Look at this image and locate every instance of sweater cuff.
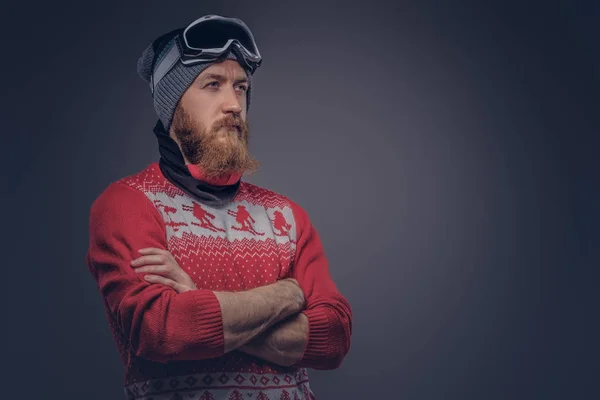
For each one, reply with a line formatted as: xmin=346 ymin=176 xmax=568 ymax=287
xmin=192 ymin=289 xmax=225 ymax=357
xmin=297 ymin=307 xmax=331 ymax=365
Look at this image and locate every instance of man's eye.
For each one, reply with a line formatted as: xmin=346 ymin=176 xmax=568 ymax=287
xmin=236 ymin=85 xmax=248 ymax=92
xmin=206 ymin=81 xmax=219 ymax=88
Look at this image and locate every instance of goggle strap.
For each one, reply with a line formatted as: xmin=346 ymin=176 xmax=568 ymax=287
xmin=151 ymin=42 xmax=181 ymax=94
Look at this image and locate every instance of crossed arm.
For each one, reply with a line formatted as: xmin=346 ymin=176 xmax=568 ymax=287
xmin=132 ymin=247 xmax=310 ymax=366
xmin=87 ymin=183 xmax=352 ymax=369
xmin=239 ymin=313 xmax=309 ymax=366
xmin=213 ymin=279 xmax=310 ymax=366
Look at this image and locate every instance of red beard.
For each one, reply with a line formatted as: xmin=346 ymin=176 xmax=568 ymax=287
xmin=170 ymin=105 xmax=260 ymax=179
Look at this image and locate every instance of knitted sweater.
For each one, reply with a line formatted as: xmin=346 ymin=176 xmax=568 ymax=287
xmin=86 ymin=163 xmax=352 ymax=400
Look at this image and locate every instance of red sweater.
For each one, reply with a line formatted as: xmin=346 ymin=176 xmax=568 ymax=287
xmin=86 ymin=163 xmax=352 ymax=400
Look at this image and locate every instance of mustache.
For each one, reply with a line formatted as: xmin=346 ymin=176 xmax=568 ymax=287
xmin=212 ymin=115 xmax=247 ymax=132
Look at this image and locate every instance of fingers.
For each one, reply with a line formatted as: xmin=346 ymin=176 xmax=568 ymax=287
xmin=132 ymin=265 xmax=169 ymax=274
xmin=138 ymin=248 xmax=168 ymax=255
xmin=133 ymin=248 xmax=194 ymax=294
xmin=131 ymin=255 xmax=168 ymax=267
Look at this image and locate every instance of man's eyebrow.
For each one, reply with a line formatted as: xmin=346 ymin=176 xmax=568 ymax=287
xmin=200 ymin=73 xmax=248 ymax=85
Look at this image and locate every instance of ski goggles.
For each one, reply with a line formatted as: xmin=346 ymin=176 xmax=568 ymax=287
xmin=151 ymin=15 xmax=262 ymax=94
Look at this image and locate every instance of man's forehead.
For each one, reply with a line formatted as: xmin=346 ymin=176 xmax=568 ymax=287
xmin=199 ymin=60 xmax=247 ymax=80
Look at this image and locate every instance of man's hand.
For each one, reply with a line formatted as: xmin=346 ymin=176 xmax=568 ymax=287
xmin=240 ymin=312 xmax=308 ymax=367
xmin=130 ymin=248 xmax=197 ymax=293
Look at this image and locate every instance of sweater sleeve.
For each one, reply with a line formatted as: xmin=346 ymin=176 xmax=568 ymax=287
xmin=288 ymin=200 xmax=353 ymax=370
xmin=86 ymin=182 xmax=224 ymax=363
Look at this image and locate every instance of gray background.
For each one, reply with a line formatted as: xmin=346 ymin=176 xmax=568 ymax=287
xmin=2 ymin=0 xmax=598 ymax=398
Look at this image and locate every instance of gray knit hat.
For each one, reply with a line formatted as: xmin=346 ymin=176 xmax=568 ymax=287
xmin=137 ymin=29 xmax=254 ymax=131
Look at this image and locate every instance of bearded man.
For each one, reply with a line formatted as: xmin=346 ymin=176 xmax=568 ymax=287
xmin=86 ymin=14 xmax=352 ymax=400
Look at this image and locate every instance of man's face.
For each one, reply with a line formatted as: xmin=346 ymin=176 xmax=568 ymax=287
xmin=170 ymin=59 xmax=259 ymax=178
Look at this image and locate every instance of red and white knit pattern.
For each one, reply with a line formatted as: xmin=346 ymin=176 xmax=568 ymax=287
xmin=121 ymin=164 xmax=298 ymax=293
xmin=88 ymin=162 xmax=352 ymax=400
xmin=98 ymin=163 xmax=314 ymax=399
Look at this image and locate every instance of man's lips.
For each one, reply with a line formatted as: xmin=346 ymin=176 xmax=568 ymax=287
xmin=219 ymin=125 xmax=240 ymax=131
xmin=214 ymin=125 xmax=242 ymax=139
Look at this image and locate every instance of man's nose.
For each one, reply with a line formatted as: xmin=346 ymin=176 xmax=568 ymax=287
xmin=221 ymin=85 xmax=242 ymax=114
